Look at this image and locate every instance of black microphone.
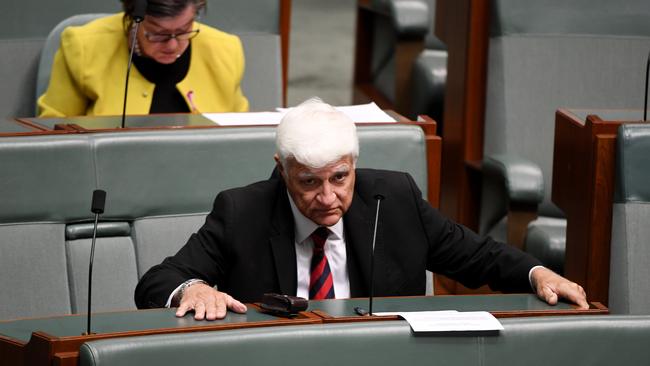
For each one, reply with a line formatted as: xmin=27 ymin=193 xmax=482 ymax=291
xmin=355 ymin=179 xmax=387 ymax=317
xmin=643 ymin=51 xmax=650 ymax=121
xmin=85 ymin=189 xmax=106 ymax=335
xmin=132 ymin=0 xmax=147 ymax=23
xmin=121 ymin=0 xmax=147 ymax=129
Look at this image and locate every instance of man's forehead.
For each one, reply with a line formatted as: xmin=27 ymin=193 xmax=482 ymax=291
xmin=290 ymin=158 xmax=353 ymax=177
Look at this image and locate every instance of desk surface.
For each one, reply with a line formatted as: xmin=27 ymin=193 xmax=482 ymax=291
xmin=308 ymin=294 xmax=605 ymax=320
xmin=0 ymin=118 xmax=32 ymax=133
xmin=0 ymin=307 xmax=287 ymax=343
xmin=1 ymin=294 xmax=605 ymax=343
xmin=21 ymin=114 xmax=215 ymax=130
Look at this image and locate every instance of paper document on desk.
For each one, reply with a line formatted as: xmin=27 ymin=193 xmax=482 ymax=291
xmin=373 ymin=310 xmax=504 ymax=333
xmin=204 ymin=102 xmax=396 ymax=125
xmin=203 ymin=112 xmax=285 ymax=125
xmin=277 ymin=102 xmax=397 ymax=123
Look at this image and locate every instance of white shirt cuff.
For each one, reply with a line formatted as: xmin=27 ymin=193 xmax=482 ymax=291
xmin=165 ymin=278 xmax=205 ymax=308
xmin=528 ymin=265 xmax=546 ymax=290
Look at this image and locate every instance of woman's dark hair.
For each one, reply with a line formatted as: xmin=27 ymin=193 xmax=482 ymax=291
xmin=121 ymin=0 xmax=206 ymax=19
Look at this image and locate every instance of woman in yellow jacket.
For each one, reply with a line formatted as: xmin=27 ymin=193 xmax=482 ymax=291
xmin=38 ymin=0 xmax=249 ymax=117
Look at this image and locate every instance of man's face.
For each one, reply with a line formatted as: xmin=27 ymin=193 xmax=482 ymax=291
xmin=278 ymin=155 xmax=356 ymax=227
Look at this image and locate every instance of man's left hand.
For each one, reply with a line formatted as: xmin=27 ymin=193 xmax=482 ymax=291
xmin=530 ymin=267 xmax=589 ymax=309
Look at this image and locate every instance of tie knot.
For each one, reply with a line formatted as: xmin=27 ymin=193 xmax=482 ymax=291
xmin=310 ymin=227 xmax=330 ymax=250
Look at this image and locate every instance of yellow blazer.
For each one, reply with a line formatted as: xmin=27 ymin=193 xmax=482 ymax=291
xmin=38 ymin=13 xmax=249 ymax=117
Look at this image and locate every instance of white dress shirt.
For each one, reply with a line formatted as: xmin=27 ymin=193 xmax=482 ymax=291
xmin=288 ymin=192 xmax=351 ymax=299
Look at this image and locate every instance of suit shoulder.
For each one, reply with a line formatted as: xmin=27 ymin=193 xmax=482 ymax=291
xmin=355 ymin=168 xmax=412 ymax=185
xmin=218 ymin=178 xmax=282 ymax=203
xmin=354 ymin=168 xmax=419 ymax=196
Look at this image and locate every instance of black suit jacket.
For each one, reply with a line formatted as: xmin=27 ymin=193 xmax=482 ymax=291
xmin=135 ymin=169 xmax=541 ymax=308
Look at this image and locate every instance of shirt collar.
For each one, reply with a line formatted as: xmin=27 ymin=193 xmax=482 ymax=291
xmin=287 ymin=190 xmax=344 ymax=243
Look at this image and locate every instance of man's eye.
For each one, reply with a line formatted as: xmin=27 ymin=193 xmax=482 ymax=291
xmin=332 ymin=174 xmax=347 ymax=183
xmin=301 ymin=179 xmax=316 ymax=186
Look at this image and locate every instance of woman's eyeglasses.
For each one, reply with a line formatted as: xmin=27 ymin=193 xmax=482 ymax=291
xmin=144 ymin=28 xmax=200 ymax=43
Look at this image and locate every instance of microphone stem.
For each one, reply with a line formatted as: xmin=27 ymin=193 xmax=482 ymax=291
xmin=369 ymin=199 xmax=382 ymax=316
xmin=87 ymin=212 xmax=100 ymax=335
xmin=643 ymin=52 xmax=650 ymax=121
xmin=121 ymin=21 xmax=141 ymax=129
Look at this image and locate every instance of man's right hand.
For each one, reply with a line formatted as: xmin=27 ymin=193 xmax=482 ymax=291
xmin=175 ymin=283 xmax=247 ymax=320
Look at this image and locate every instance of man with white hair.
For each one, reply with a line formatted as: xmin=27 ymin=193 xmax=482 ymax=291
xmin=135 ymin=98 xmax=588 ymax=320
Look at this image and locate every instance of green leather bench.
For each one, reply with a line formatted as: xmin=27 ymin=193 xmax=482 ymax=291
xmin=0 ymin=124 xmax=432 ymax=320
xmin=78 ymin=315 xmax=650 ymax=366
xmin=609 ymin=124 xmax=650 ymax=314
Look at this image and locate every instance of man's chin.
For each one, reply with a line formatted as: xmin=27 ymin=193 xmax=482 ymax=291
xmin=310 ymin=212 xmax=342 ymax=227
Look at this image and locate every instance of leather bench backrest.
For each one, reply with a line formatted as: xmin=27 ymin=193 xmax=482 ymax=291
xmin=0 ymin=123 xmax=429 ymax=319
xmin=609 ymin=123 xmax=650 ymax=314
xmin=0 ymin=134 xmax=94 ymax=319
xmin=79 ymin=316 xmax=650 ymax=366
xmin=484 ymin=0 xmax=650 ymax=217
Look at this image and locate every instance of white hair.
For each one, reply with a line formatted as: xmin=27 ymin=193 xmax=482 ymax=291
xmin=276 ymin=98 xmax=359 ymax=168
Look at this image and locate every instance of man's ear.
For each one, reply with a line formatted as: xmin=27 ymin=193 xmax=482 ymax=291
xmin=273 ymin=154 xmax=286 ymax=180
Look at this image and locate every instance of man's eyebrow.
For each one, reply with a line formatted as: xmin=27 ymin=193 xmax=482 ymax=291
xmin=296 ymin=171 xmax=317 ymax=179
xmin=332 ymin=165 xmax=351 ymax=174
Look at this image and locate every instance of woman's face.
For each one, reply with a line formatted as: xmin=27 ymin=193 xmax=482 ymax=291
xmin=136 ymin=5 xmax=197 ymax=64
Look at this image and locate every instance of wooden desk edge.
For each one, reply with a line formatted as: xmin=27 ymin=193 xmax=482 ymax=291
xmin=313 ymin=301 xmax=608 ymax=323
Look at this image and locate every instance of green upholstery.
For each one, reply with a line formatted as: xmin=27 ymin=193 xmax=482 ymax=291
xmin=479 ymin=1 xmax=650 ymax=272
xmin=609 ymin=124 xmax=650 ymax=315
xmin=78 ymin=316 xmax=650 ymax=366
xmin=355 ymin=0 xmax=447 ymax=122
xmin=490 ymin=0 xmax=650 ymax=37
xmin=479 ymin=154 xmax=544 ymax=239
xmin=0 ymin=123 xmax=431 ymax=320
xmin=614 ymin=124 xmax=650 ymax=204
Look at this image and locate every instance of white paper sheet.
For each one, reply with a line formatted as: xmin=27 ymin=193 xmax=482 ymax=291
xmin=203 ymin=102 xmax=397 ymax=126
xmin=373 ymin=310 xmax=504 ymax=333
xmin=277 ymin=102 xmax=397 ymax=123
xmin=202 ymin=112 xmax=285 ymax=126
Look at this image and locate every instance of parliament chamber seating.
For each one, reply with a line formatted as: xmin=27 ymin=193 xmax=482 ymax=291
xmin=472 ymin=0 xmax=650 ymax=273
xmin=79 ymin=316 xmax=650 ymax=366
xmin=0 ymin=0 xmax=289 ymax=118
xmin=608 ymin=124 xmax=650 ymax=315
xmin=0 ymin=123 xmax=433 ymax=320
xmin=352 ymin=0 xmax=447 ymax=123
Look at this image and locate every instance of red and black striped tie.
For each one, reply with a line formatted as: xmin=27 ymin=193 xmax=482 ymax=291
xmin=309 ymin=227 xmax=335 ymax=299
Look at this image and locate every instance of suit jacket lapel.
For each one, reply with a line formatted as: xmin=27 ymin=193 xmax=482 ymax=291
xmin=269 ymin=185 xmax=298 ymax=296
xmin=344 ymin=193 xmax=374 ymax=297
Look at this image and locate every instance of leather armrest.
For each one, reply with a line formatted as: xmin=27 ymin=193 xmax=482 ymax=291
xmin=480 ymin=154 xmax=543 ymax=249
xmin=482 ymin=154 xmax=544 ymax=204
xmin=370 ymin=0 xmax=430 ymax=37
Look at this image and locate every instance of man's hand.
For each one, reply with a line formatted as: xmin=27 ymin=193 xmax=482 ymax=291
xmin=530 ymin=267 xmax=589 ymax=309
xmin=175 ymin=283 xmax=247 ymax=320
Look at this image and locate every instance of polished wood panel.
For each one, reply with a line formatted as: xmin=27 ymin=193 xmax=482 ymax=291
xmin=433 ymin=0 xmax=490 ymax=295
xmin=1 ymin=306 xmax=317 ymax=366
xmin=552 ymin=109 xmax=640 ymax=305
xmin=279 ymin=0 xmax=292 ymax=106
xmin=435 ymin=0 xmax=490 ymax=231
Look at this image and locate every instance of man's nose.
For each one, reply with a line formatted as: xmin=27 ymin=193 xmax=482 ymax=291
xmin=316 ymin=183 xmax=336 ymax=205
